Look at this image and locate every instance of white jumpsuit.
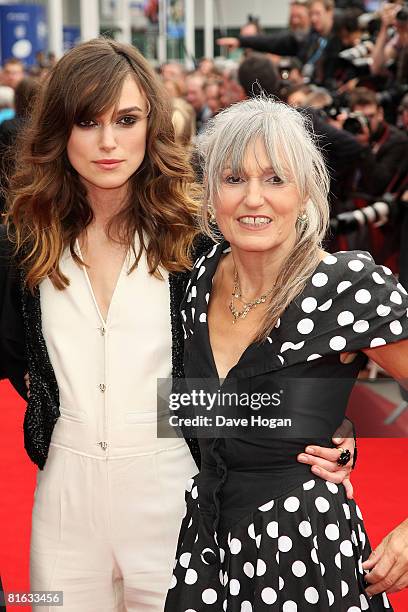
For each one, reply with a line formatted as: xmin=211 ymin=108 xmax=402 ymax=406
xmin=30 ymin=243 xmax=197 ymax=611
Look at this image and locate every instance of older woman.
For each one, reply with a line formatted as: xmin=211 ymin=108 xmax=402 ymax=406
xmin=165 ymin=98 xmax=408 ymax=611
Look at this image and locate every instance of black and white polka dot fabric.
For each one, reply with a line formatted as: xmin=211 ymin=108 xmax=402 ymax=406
xmin=181 ymin=245 xmax=408 ymax=367
xmin=165 ymin=242 xmax=407 ymax=612
xmin=167 ymin=476 xmax=391 ymax=611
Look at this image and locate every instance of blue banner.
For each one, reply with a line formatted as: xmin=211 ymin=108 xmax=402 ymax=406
xmin=63 ymin=27 xmax=81 ymax=53
xmin=0 ymin=4 xmax=47 ymax=66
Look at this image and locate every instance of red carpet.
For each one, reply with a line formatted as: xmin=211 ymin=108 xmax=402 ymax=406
xmin=0 ymin=380 xmax=407 ymax=610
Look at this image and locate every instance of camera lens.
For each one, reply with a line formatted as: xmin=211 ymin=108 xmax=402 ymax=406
xmin=343 ymin=112 xmax=369 ymax=135
xmin=343 ymin=117 xmax=364 ymax=135
xmin=396 ymin=7 xmax=408 ymax=21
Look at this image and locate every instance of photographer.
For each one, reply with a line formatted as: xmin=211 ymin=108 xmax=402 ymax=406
xmin=328 ymin=10 xmax=375 ymax=91
xmin=217 ymin=0 xmax=336 ymax=83
xmin=397 ymin=91 xmax=408 ymax=131
xmin=371 ymin=0 xmax=408 ymax=79
xmin=346 ymin=87 xmax=408 ymax=196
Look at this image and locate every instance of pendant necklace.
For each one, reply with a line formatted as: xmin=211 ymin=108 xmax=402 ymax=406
xmin=229 ymin=268 xmax=275 ymax=324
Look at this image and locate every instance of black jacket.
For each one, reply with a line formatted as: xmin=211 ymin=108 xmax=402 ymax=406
xmin=0 ymin=117 xmax=24 ymax=215
xmin=302 ymin=107 xmax=368 ymax=207
xmin=359 ymin=123 xmax=408 ymax=197
xmin=238 ymin=30 xmax=332 ymax=78
xmin=0 ymin=225 xmax=212 ymax=470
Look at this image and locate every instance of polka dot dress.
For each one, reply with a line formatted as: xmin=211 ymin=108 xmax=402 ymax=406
xmin=165 ymin=243 xmax=406 ymax=611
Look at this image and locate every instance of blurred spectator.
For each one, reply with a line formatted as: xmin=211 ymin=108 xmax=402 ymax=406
xmin=186 ymin=74 xmax=212 ymax=132
xmin=197 ymin=58 xmax=215 ymax=77
xmin=303 ymin=0 xmax=338 ymax=83
xmin=285 ymin=83 xmax=315 ymax=106
xmin=224 ymin=14 xmax=265 ymax=62
xmin=240 ymin=15 xmax=263 ymax=37
xmin=0 ymin=77 xmax=40 ymax=214
xmin=217 ymin=1 xmax=310 ymax=58
xmin=34 ymin=50 xmax=56 ymax=72
xmin=219 ymin=66 xmax=247 ymax=109
xmin=204 ymin=80 xmax=222 ymax=116
xmin=160 ymin=61 xmax=186 ymax=96
xmin=217 ymin=0 xmax=337 ymax=84
xmin=28 ymin=63 xmax=51 ymax=81
xmin=278 ymin=56 xmax=305 ymax=85
xmin=171 ymin=98 xmax=196 ymax=147
xmin=238 ymin=54 xmax=282 ymax=97
xmin=309 ymin=0 xmax=335 ymax=36
xmin=304 ymin=85 xmax=333 ymax=108
xmin=0 ymin=58 xmax=24 ymax=90
xmin=163 ymin=78 xmax=184 ymax=99
xmin=324 ymin=9 xmax=373 ymax=90
xmin=348 ymin=86 xmax=408 ymax=195
xmin=0 ymin=87 xmax=14 ymax=125
xmin=161 ymin=61 xmax=185 ymax=80
xmin=35 ymin=51 xmax=48 ymax=69
xmin=289 ymin=0 xmax=312 ymax=39
xmin=398 ymin=92 xmax=408 ymax=132
xmin=371 ymin=0 xmax=408 ymax=80
xmin=47 ymin=52 xmax=57 ymax=67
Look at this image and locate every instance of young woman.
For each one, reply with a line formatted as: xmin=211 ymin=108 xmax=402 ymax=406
xmin=0 ymin=40 xmax=355 ymax=610
xmin=1 ymin=38 xmax=202 ymax=611
xmin=165 ymin=97 xmax=408 ymax=611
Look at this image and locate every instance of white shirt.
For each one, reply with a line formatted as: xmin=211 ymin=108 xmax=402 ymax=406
xmin=40 ymin=241 xmax=184 ymax=458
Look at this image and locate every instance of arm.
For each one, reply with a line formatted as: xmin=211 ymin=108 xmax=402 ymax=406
xmin=371 ymin=5 xmax=398 ymax=75
xmin=238 ymin=32 xmax=299 ymax=57
xmin=363 ymin=337 xmax=408 ymax=383
xmin=217 ymin=32 xmax=299 ymax=57
xmin=363 ymin=518 xmax=408 ymax=595
xmin=298 ymin=418 xmax=356 ymax=499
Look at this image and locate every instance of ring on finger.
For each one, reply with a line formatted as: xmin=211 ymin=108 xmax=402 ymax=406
xmin=337 ymin=446 xmax=351 ymax=466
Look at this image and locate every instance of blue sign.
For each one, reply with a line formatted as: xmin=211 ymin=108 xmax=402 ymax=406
xmin=63 ymin=27 xmax=81 ymax=53
xmin=0 ymin=4 xmax=47 ymax=66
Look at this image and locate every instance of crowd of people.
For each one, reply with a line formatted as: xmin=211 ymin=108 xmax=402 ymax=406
xmin=154 ymin=0 xmax=408 ymax=275
xmin=1 ymin=2 xmax=408 ymax=260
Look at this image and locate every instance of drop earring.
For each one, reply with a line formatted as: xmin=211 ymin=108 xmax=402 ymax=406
xmin=297 ymin=211 xmax=308 ymax=226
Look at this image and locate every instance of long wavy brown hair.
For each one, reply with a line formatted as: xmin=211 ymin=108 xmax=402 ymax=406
xmin=5 ymin=38 xmax=200 ymax=291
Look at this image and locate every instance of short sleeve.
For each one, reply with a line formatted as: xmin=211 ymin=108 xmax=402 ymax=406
xmin=275 ymin=251 xmax=408 ymax=363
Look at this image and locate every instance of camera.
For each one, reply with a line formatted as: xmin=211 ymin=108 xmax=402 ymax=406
xmin=377 ymin=83 xmax=408 ymax=107
xmin=338 ymin=40 xmax=374 ymax=66
xmin=389 ymin=0 xmax=408 ymax=22
xmin=343 ymin=111 xmax=370 ymax=135
xmin=396 ymin=4 xmax=408 ymax=21
xmin=278 ymin=57 xmax=303 ymax=81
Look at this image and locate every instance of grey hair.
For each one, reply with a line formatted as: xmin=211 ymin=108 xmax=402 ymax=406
xmin=197 ymin=97 xmax=331 ymax=340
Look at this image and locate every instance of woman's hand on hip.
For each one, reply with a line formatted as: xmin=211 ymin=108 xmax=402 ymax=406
xmin=297 ymin=418 xmax=355 ymax=499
